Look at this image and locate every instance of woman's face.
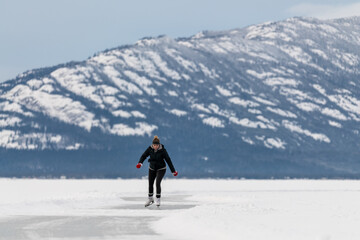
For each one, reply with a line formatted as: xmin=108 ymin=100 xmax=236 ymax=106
xmin=153 ymin=144 xmax=159 ymax=150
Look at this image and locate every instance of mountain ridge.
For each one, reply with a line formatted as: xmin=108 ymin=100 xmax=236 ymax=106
xmin=1 ymin=16 xmax=360 ymax=178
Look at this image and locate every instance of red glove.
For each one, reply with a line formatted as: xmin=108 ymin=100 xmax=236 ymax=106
xmin=136 ymin=163 xmax=142 ymax=169
xmin=173 ymin=171 xmax=178 ymax=176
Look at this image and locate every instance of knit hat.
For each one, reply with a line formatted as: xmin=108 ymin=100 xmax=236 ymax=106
xmin=152 ymin=135 xmax=160 ymax=144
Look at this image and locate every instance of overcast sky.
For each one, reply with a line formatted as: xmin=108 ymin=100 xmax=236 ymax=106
xmin=1 ymin=0 xmax=360 ymax=82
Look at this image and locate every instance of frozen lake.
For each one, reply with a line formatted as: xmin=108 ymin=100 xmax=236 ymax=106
xmin=0 ymin=178 xmax=360 ymax=239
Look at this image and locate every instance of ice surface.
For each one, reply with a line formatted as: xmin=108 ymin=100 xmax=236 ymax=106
xmin=1 ymin=179 xmax=360 ymax=240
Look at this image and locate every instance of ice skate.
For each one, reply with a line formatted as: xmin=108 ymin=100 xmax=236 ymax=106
xmin=155 ymin=197 xmax=161 ymax=207
xmin=145 ymin=197 xmax=154 ymax=207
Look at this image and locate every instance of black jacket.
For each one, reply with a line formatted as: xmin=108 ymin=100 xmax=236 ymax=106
xmin=139 ymin=144 xmax=176 ymax=172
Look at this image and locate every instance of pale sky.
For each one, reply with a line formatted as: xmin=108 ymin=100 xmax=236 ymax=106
xmin=0 ymin=0 xmax=359 ymax=82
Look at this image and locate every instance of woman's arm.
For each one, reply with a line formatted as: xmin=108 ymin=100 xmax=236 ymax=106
xmin=163 ymin=148 xmax=176 ymax=173
xmin=139 ymin=147 xmax=151 ymax=164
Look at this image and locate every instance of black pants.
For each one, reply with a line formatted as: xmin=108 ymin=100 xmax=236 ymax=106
xmin=148 ymin=168 xmax=166 ymax=198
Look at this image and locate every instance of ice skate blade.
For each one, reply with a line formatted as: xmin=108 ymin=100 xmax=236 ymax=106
xmin=145 ymin=201 xmax=154 ymax=207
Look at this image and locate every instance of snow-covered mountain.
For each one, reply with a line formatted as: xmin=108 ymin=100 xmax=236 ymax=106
xmin=1 ymin=16 xmax=360 ymax=178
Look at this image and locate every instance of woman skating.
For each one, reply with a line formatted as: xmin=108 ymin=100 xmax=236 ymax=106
xmin=136 ymin=135 xmax=178 ymax=207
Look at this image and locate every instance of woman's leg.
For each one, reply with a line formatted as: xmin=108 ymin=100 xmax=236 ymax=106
xmin=155 ymin=169 xmax=166 ymax=198
xmin=148 ymin=168 xmax=156 ymax=197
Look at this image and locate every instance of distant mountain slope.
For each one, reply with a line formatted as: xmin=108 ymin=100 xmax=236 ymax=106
xmin=1 ymin=16 xmax=360 ymax=178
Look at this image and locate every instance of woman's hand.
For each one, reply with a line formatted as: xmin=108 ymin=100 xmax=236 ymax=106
xmin=173 ymin=171 xmax=178 ymax=176
xmin=136 ymin=163 xmax=142 ymax=169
